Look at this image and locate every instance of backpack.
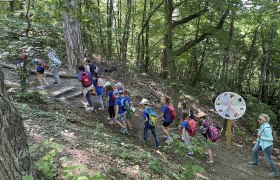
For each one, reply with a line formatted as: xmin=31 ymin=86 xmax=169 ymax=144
xmin=167 ymin=104 xmax=176 ymax=120
xmin=208 ymin=125 xmax=221 ymax=142
xmin=120 ymin=97 xmax=129 ymax=111
xmin=201 ymin=120 xmax=221 ymax=142
xmin=145 ymin=108 xmax=157 ymax=126
xmin=80 ymin=72 xmax=92 ymax=87
xmin=89 ymin=63 xmax=98 ymax=76
xmin=187 ymin=119 xmax=197 ymax=137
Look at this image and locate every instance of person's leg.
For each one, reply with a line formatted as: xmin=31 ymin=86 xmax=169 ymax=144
xmin=108 ymin=105 xmax=115 ymax=118
xmin=162 ymin=124 xmax=171 ymax=138
xmin=151 ymin=126 xmax=160 ymax=147
xmin=54 ymin=73 xmax=61 ymax=84
xmin=143 ymin=123 xmax=148 ymax=141
xmin=42 ymin=75 xmax=49 ymax=86
xmin=97 ymin=95 xmax=104 ymax=109
xmin=86 ymin=91 xmax=93 ymax=107
xmin=263 ymin=145 xmax=279 ymax=173
xmin=251 ymin=143 xmax=261 ymax=164
xmin=126 ymin=119 xmax=132 ymax=131
xmin=37 ymin=74 xmax=44 ymax=86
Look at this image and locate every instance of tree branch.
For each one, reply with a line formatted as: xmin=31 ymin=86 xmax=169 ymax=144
xmin=173 ymin=8 xmax=230 ymax=57
xmin=172 ymin=2 xmax=209 ymax=29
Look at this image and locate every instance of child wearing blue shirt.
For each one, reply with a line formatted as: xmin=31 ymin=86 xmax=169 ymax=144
xmin=113 ymin=90 xmax=127 ymax=134
xmin=140 ymin=98 xmax=160 ymax=148
xmin=105 ymin=82 xmax=115 ymax=122
xmin=157 ymin=96 xmax=173 ymax=143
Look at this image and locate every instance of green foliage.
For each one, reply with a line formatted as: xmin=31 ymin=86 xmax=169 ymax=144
xmin=62 ymin=165 xmax=105 ymax=180
xmin=22 ymin=175 xmax=34 ymax=180
xmin=35 ymin=150 xmax=57 ymax=179
xmin=243 ymin=94 xmax=278 ymax=133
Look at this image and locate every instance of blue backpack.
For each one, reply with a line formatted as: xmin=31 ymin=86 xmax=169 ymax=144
xmin=120 ymin=97 xmax=129 ymax=111
xmin=144 ymin=107 xmax=157 ymax=126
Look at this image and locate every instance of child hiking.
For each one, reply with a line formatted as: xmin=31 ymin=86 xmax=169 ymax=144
xmin=140 ymin=98 xmax=160 ymax=148
xmin=122 ymin=89 xmax=132 ymax=132
xmin=105 ymin=82 xmax=115 ymax=123
xmin=180 ymin=111 xmax=194 ymax=158
xmin=113 ymin=90 xmax=128 ymax=134
xmin=77 ymin=66 xmax=94 ymax=111
xmin=196 ymin=111 xmax=214 ymax=164
xmin=94 ymin=74 xmax=105 ymax=111
xmin=157 ymin=96 xmax=175 ymax=143
xmin=35 ymin=59 xmax=49 ymax=90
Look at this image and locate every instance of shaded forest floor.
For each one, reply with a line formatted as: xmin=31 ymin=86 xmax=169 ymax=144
xmin=1 ymin=60 xmax=280 ymax=180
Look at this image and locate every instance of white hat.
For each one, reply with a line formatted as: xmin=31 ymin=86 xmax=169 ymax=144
xmin=104 ymin=82 xmax=111 ymax=86
xmin=140 ymin=98 xmax=149 ymax=105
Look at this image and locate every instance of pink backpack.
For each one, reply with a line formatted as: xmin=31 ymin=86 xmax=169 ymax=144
xmin=187 ymin=119 xmax=197 ymax=137
xmin=167 ymin=104 xmax=176 ymax=120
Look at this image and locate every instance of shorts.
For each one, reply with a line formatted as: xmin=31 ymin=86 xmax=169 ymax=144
xmin=117 ymin=113 xmax=126 ymax=122
xmin=162 ymin=121 xmax=172 ymax=127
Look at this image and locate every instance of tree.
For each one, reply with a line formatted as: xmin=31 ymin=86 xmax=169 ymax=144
xmin=0 ymin=68 xmax=38 ymax=179
xmin=62 ymin=0 xmax=84 ymax=73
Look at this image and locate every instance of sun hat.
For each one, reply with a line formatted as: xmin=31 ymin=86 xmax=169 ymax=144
xmin=196 ymin=111 xmax=207 ymax=118
xmin=113 ymin=90 xmax=119 ymax=96
xmin=140 ymin=98 xmax=149 ymax=105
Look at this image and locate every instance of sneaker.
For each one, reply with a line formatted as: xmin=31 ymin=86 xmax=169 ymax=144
xmin=87 ymin=107 xmax=94 ymax=111
xmin=206 ymin=160 xmax=214 ymax=164
xmin=248 ymin=161 xmax=258 ymax=165
xmin=268 ymin=172 xmax=280 ymax=177
xmin=165 ymin=137 xmax=173 ymax=143
xmin=155 ymin=145 xmax=161 ymax=148
xmin=98 ymin=108 xmax=105 ymax=111
xmin=186 ymin=152 xmax=194 ymax=158
xmin=162 ymin=135 xmax=168 ymax=139
xmin=129 ymin=129 xmax=133 ymax=132
xmin=107 ymin=117 xmax=111 ymax=121
xmin=53 ymin=82 xmax=59 ymax=85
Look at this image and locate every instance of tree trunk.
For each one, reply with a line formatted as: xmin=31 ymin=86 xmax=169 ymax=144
xmin=258 ymin=26 xmax=275 ymax=102
xmin=62 ymin=11 xmax=84 ymax=73
xmin=107 ymin=0 xmax=113 ymax=59
xmin=0 ymin=68 xmax=38 ymax=179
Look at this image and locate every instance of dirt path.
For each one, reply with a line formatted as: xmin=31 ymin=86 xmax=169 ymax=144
xmin=2 ymin=66 xmax=279 ymax=179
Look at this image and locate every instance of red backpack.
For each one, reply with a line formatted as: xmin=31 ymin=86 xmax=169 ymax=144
xmin=80 ymin=72 xmax=92 ymax=87
xmin=167 ymin=104 xmax=176 ymax=120
xmin=187 ymin=119 xmax=197 ymax=137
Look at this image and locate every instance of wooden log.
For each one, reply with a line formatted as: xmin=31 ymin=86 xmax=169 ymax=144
xmin=51 ymin=87 xmax=76 ymax=97
xmin=65 ymin=92 xmax=83 ymax=100
xmin=0 ymin=62 xmax=77 ymax=78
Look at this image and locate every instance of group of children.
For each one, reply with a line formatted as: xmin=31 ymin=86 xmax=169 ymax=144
xmin=77 ymin=58 xmax=219 ymax=163
xmin=139 ymin=97 xmax=218 ymax=163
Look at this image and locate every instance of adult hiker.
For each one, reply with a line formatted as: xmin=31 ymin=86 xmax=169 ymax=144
xmin=140 ymin=98 xmax=160 ymax=148
xmin=77 ymin=66 xmax=94 ymax=111
xmin=249 ymin=114 xmax=279 ymax=177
